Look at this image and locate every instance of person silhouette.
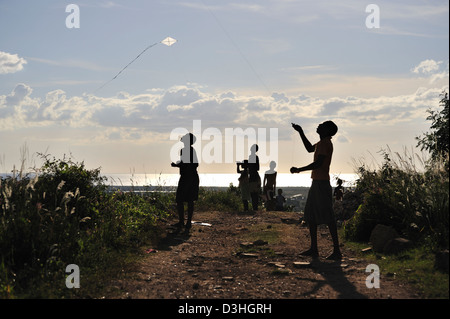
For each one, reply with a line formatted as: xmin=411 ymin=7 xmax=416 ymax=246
xmin=290 ymin=121 xmax=342 ymax=260
xmin=237 ymin=160 xmax=251 ymax=211
xmin=263 ymin=160 xmax=277 ymax=202
xmin=248 ymin=144 xmax=261 ymax=211
xmin=275 ymin=189 xmax=286 ymax=211
xmin=334 ymin=178 xmax=344 ymax=201
xmin=171 ymin=133 xmax=199 ymax=232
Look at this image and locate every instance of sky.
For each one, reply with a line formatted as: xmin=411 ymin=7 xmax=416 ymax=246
xmin=0 ymin=0 xmax=449 ymax=180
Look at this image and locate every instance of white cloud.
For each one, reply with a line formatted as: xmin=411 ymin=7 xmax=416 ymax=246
xmin=411 ymin=59 xmax=449 ymax=85
xmin=5 ymin=83 xmax=32 ymax=106
xmin=0 ymin=51 xmax=27 ymax=74
xmin=412 ymin=59 xmax=442 ymax=74
xmin=1 ymin=80 xmax=445 ymax=144
xmin=2 ymin=55 xmax=448 ymax=139
xmin=1 ymin=74 xmax=446 ymax=174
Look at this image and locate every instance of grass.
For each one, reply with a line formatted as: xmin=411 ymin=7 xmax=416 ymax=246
xmin=342 ymin=234 xmax=449 ymax=299
xmin=235 ymin=220 xmax=281 ymax=258
xmin=1 ymin=141 xmax=448 ymax=299
xmin=0 ymin=153 xmax=173 ymax=298
xmin=196 ymin=185 xmax=242 ymax=212
xmin=340 ymin=146 xmax=448 ymax=299
xmin=240 ymin=223 xmax=281 ymax=245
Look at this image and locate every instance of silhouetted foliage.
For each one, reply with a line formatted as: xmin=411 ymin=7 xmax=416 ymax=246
xmin=416 ymin=91 xmax=449 ymax=170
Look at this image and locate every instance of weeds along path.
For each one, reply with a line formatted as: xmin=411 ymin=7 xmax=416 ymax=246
xmin=105 ymin=210 xmax=417 ymax=299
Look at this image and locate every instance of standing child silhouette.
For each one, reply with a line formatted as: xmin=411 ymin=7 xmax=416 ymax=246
xmin=275 ymin=189 xmax=286 ymax=211
xmin=263 ymin=160 xmax=277 ymax=202
xmin=291 ymin=121 xmax=342 ymax=260
xmin=171 ymin=133 xmax=199 ymax=232
xmin=248 ymin=144 xmax=261 ymax=211
xmin=334 ymin=178 xmax=344 ymax=201
xmin=237 ymin=160 xmax=251 ymax=211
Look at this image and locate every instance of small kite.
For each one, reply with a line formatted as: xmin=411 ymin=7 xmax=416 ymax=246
xmin=94 ymin=36 xmax=177 ymax=92
xmin=161 ymin=37 xmax=177 ymax=46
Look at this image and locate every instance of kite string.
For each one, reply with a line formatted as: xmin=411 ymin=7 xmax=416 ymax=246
xmin=94 ymin=42 xmax=160 ymax=93
xmin=112 ymin=42 xmax=159 ymax=81
xmin=200 ymin=0 xmax=271 ymax=95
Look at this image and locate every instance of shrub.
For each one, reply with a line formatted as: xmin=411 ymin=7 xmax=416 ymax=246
xmin=416 ymin=91 xmax=449 ymax=166
xmin=196 ymin=184 xmax=243 ymax=212
xmin=0 ymin=154 xmax=172 ymax=298
xmin=344 ymin=148 xmax=449 ymax=249
xmin=95 ymin=191 xmax=171 ymax=248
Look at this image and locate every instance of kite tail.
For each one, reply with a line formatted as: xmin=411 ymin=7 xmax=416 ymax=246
xmin=93 ymin=42 xmax=159 ymax=93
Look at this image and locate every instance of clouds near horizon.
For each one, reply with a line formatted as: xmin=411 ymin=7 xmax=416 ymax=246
xmin=1 ymin=59 xmax=447 ymax=146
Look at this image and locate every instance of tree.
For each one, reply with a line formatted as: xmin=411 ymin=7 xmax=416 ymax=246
xmin=416 ymin=91 xmax=449 ymax=164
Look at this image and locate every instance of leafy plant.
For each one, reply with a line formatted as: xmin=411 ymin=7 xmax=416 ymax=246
xmin=344 ymin=93 xmax=449 ymax=249
xmin=416 ymin=91 xmax=449 ymax=166
xmin=196 ymin=184 xmax=242 ymax=212
xmin=344 ymin=147 xmax=448 ymax=249
xmin=0 ymin=153 xmax=172 ymax=298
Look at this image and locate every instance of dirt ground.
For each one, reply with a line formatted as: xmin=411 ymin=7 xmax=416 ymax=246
xmin=105 ymin=210 xmax=419 ymax=299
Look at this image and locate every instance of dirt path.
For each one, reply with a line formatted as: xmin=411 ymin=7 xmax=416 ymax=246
xmin=106 ymin=210 xmax=418 ymax=299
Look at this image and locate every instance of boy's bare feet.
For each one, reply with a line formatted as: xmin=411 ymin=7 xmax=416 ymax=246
xmin=300 ymin=248 xmax=319 ymax=258
xmin=325 ymin=250 xmax=342 ymax=261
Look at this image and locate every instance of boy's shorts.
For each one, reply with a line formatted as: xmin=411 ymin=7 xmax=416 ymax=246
xmin=304 ymin=180 xmax=335 ymax=225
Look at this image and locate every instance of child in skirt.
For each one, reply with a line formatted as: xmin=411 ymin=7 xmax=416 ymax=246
xmin=171 ymin=133 xmax=199 ymax=231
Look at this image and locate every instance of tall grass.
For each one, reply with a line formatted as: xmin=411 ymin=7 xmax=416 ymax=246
xmin=196 ymin=184 xmax=243 ymax=212
xmin=0 ymin=153 xmax=173 ymax=298
xmin=0 ymin=150 xmax=247 ymax=298
xmin=344 ymin=146 xmax=449 ymax=250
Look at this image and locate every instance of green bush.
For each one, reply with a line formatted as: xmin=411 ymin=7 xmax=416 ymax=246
xmin=0 ymin=154 xmax=171 ymax=298
xmin=345 ymin=93 xmax=449 ymax=249
xmin=196 ymin=184 xmax=243 ymax=212
xmin=344 ymin=149 xmax=449 ymax=249
xmin=95 ymin=191 xmax=171 ymax=248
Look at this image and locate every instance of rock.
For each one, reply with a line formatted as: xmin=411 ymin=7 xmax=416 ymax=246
xmin=192 ymin=221 xmax=212 ymax=227
xmin=222 ymin=276 xmax=234 ymax=281
xmin=267 ymin=262 xmax=285 ymax=268
xmin=293 ymin=261 xmax=311 ymax=268
xmin=253 ymin=239 xmax=268 ymax=246
xmin=369 ymin=224 xmax=399 ymax=253
xmin=240 ymin=242 xmax=254 ymax=248
xmin=434 ymin=250 xmax=449 ymax=273
xmin=383 ymin=237 xmax=412 ymax=254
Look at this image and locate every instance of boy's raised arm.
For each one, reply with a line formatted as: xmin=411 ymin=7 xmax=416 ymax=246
xmin=292 ymin=123 xmax=315 ymax=153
